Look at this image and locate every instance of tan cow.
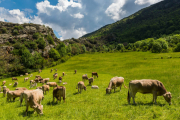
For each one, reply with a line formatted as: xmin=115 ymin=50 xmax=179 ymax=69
xmin=92 ymin=72 xmax=98 ymax=78
xmin=20 ymin=89 xmax=44 ymax=116
xmin=15 ymin=87 xmax=27 ymax=90
xmin=46 ymin=82 xmax=57 ymax=89
xmin=7 ymin=90 xmax=24 ymax=102
xmin=40 ymin=78 xmax=50 ymax=84
xmin=88 ymin=77 xmax=94 ymax=85
xmin=12 ymin=77 xmax=18 ymax=81
xmin=24 ymin=77 xmax=29 ymax=82
xmin=127 ymin=79 xmax=172 ymax=105
xmin=82 ymin=74 xmax=88 ymax=81
xmin=3 ymin=86 xmax=9 ymax=97
xmin=42 ymin=85 xmax=50 ymax=94
xmin=53 ymin=86 xmax=66 ymax=103
xmin=2 ymin=81 xmax=6 ymax=86
xmin=34 ymin=78 xmax=39 ymax=83
xmin=25 ymin=73 xmax=28 ymax=76
xmin=54 ymin=74 xmax=58 ymax=80
xmin=36 ymin=86 xmax=42 ymax=90
xmin=35 ymin=75 xmax=41 ymax=78
xmin=13 ymin=82 xmax=18 ymax=87
xmin=106 ymin=77 xmax=127 ymax=94
xmin=76 ymin=81 xmax=86 ymax=93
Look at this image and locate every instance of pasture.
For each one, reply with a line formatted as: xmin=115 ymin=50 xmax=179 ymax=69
xmin=0 ymin=52 xmax=180 ymax=119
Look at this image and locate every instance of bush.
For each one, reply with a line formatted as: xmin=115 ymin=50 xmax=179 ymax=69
xmin=33 ymin=33 xmax=40 ymax=39
xmin=117 ymin=44 xmax=124 ymax=50
xmin=48 ymin=48 xmax=61 ymax=61
xmin=47 ymin=35 xmax=54 ymax=44
xmin=2 ymin=27 xmax=7 ymax=33
xmin=14 ymin=25 xmax=23 ymax=30
xmin=151 ymin=42 xmax=162 ymax=53
xmin=13 ymin=29 xmax=18 ymax=35
xmin=25 ymin=41 xmax=38 ymax=50
xmin=174 ymin=43 xmax=180 ymax=52
xmin=36 ymin=37 xmax=46 ymax=49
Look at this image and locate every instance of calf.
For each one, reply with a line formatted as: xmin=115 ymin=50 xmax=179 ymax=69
xmin=82 ymin=74 xmax=88 ymax=81
xmin=76 ymin=81 xmax=86 ymax=93
xmin=88 ymin=77 xmax=94 ymax=85
xmin=12 ymin=77 xmax=18 ymax=81
xmin=106 ymin=77 xmax=127 ymax=94
xmin=7 ymin=90 xmax=24 ymax=102
xmin=42 ymin=85 xmax=50 ymax=94
xmin=24 ymin=77 xmax=29 ymax=82
xmin=40 ymin=78 xmax=50 ymax=84
xmin=46 ymin=82 xmax=57 ymax=89
xmin=127 ymin=79 xmax=172 ymax=105
xmin=13 ymin=82 xmax=18 ymax=87
xmin=2 ymin=81 xmax=6 ymax=86
xmin=53 ymin=86 xmax=66 ymax=103
xmin=92 ymin=72 xmax=98 ymax=78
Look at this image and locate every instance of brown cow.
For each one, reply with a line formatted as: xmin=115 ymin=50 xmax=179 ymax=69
xmin=7 ymin=90 xmax=24 ymax=102
xmin=2 ymin=81 xmax=6 ymax=86
xmin=55 ymin=69 xmax=57 ymax=72
xmin=88 ymin=77 xmax=94 ymax=85
xmin=76 ymin=81 xmax=86 ymax=93
xmin=127 ymin=79 xmax=172 ymax=105
xmin=12 ymin=77 xmax=18 ymax=81
xmin=30 ymin=80 xmax=34 ymax=85
xmin=3 ymin=86 xmax=9 ymax=97
xmin=35 ymin=75 xmax=41 ymax=78
xmin=15 ymin=87 xmax=27 ymax=90
xmin=106 ymin=77 xmax=127 ymax=94
xmin=82 ymin=74 xmax=88 ymax=81
xmin=62 ymin=72 xmax=65 ymax=76
xmin=46 ymin=82 xmax=57 ymax=89
xmin=20 ymin=89 xmax=44 ymax=116
xmin=92 ymin=72 xmax=98 ymax=78
xmin=40 ymin=78 xmax=50 ymax=84
xmin=24 ymin=77 xmax=29 ymax=82
xmin=54 ymin=74 xmax=58 ymax=80
xmin=53 ymin=86 xmax=66 ymax=103
xmin=42 ymin=85 xmax=50 ymax=94
xmin=59 ymin=76 xmax=62 ymax=81
xmin=36 ymin=86 xmax=42 ymax=90
xmin=74 ymin=70 xmax=77 ymax=74
xmin=50 ymin=69 xmax=53 ymax=73
xmin=13 ymin=82 xmax=18 ymax=87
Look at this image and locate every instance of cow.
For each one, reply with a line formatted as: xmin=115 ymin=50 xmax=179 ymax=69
xmin=15 ymin=87 xmax=27 ymax=90
xmin=24 ymin=77 xmax=29 ymax=82
xmin=106 ymin=77 xmax=127 ymax=94
xmin=20 ymin=89 xmax=44 ymax=116
xmin=54 ymin=74 xmax=58 ymax=80
xmin=20 ymin=75 xmax=23 ymax=77
xmin=25 ymin=73 xmax=28 ymax=76
xmin=36 ymin=86 xmax=42 ymax=90
xmin=39 ymin=69 xmax=42 ymax=73
xmin=74 ymin=70 xmax=77 ymax=74
xmin=46 ymin=82 xmax=57 ymax=89
xmin=82 ymin=74 xmax=88 ymax=81
xmin=13 ymin=82 xmax=18 ymax=87
xmin=92 ymin=72 xmax=98 ymax=78
xmin=2 ymin=81 xmax=6 ymax=86
xmin=34 ymin=78 xmax=39 ymax=83
xmin=88 ymin=77 xmax=94 ymax=85
xmin=35 ymin=75 xmax=41 ymax=78
xmin=127 ymin=79 xmax=172 ymax=105
xmin=40 ymin=78 xmax=50 ymax=84
xmin=76 ymin=81 xmax=86 ymax=93
xmin=42 ymin=85 xmax=50 ymax=94
xmin=50 ymin=69 xmax=53 ymax=73
xmin=62 ymin=72 xmax=65 ymax=76
xmin=30 ymin=80 xmax=35 ymax=85
xmin=53 ymin=86 xmax=66 ymax=103
xmin=59 ymin=76 xmax=62 ymax=81
xmin=7 ymin=90 xmax=24 ymax=102
xmin=55 ymin=69 xmax=57 ymax=72
xmin=3 ymin=86 xmax=9 ymax=97
xmin=29 ymin=83 xmax=37 ymax=88
xmin=53 ymin=73 xmax=58 ymax=78
xmin=12 ymin=77 xmax=18 ymax=81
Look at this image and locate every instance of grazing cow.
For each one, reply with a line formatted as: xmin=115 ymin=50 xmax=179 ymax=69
xmin=15 ymin=87 xmax=27 ymax=90
xmin=106 ymin=77 xmax=127 ymax=94
xmin=59 ymin=76 xmax=62 ymax=81
xmin=88 ymin=77 xmax=94 ymax=85
xmin=34 ymin=78 xmax=39 ymax=83
xmin=39 ymin=69 xmax=42 ymax=73
xmin=74 ymin=70 xmax=77 ymax=74
xmin=12 ymin=77 xmax=18 ymax=81
xmin=7 ymin=90 xmax=24 ymax=102
xmin=50 ymin=69 xmax=53 ymax=73
xmin=3 ymin=86 xmax=9 ymax=97
xmin=36 ymin=86 xmax=42 ymax=90
xmin=127 ymin=79 xmax=172 ymax=105
xmin=25 ymin=73 xmax=28 ymax=76
xmin=35 ymin=75 xmax=41 ymax=78
xmin=82 ymin=74 xmax=88 ymax=81
xmin=46 ymin=82 xmax=57 ymax=89
xmin=41 ymin=78 xmax=50 ymax=84
xmin=30 ymin=80 xmax=35 ymax=85
xmin=54 ymin=74 xmax=58 ymax=80
xmin=29 ymin=83 xmax=37 ymax=88
xmin=91 ymin=85 xmax=99 ymax=89
xmin=20 ymin=89 xmax=44 ymax=116
xmin=2 ymin=81 xmax=6 ymax=86
xmin=55 ymin=69 xmax=57 ymax=72
xmin=76 ymin=81 xmax=86 ymax=93
xmin=24 ymin=77 xmax=29 ymax=82
xmin=42 ymin=85 xmax=50 ymax=94
xmin=62 ymin=72 xmax=65 ymax=76
xmin=38 ymin=77 xmax=43 ymax=83
xmin=53 ymin=86 xmax=66 ymax=103
xmin=92 ymin=72 xmax=98 ymax=78
xmin=30 ymin=74 xmax=33 ymax=77
xmin=20 ymin=75 xmax=23 ymax=77
xmin=13 ymin=82 xmax=18 ymax=87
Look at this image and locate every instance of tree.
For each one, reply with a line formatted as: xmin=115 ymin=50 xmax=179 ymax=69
xmin=36 ymin=37 xmax=46 ymax=49
xmin=117 ymin=44 xmax=124 ymax=50
xmin=21 ymin=49 xmax=34 ymax=68
xmin=174 ymin=43 xmax=180 ymax=52
xmin=48 ymin=48 xmax=60 ymax=61
xmin=151 ymin=42 xmax=162 ymax=53
xmin=33 ymin=51 xmax=43 ymax=68
xmin=81 ymin=45 xmax=86 ymax=53
xmin=56 ymin=42 xmax=67 ymax=57
xmin=47 ymin=34 xmax=54 ymax=44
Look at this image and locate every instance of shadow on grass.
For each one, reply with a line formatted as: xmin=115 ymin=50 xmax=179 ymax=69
xmin=19 ymin=110 xmax=34 ymax=117
xmin=46 ymin=101 xmax=58 ymax=106
xmin=73 ymin=92 xmax=79 ymax=95
xmin=122 ymin=102 xmax=165 ymax=106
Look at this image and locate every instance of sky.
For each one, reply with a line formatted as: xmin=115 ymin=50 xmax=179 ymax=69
xmin=0 ymin=0 xmax=163 ymax=40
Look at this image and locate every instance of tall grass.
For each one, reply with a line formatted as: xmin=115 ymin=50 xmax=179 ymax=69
xmin=0 ymin=52 xmax=180 ymax=119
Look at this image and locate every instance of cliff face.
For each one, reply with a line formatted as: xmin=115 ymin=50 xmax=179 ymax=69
xmin=0 ymin=21 xmax=60 ymax=57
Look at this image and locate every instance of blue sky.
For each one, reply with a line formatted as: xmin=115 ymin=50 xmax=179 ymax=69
xmin=0 ymin=0 xmax=162 ymax=40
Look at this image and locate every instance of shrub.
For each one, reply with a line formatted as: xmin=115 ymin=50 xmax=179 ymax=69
xmin=33 ymin=33 xmax=40 ymax=39
xmin=25 ymin=41 xmax=38 ymax=50
xmin=36 ymin=37 xmax=46 ymax=49
xmin=13 ymin=29 xmax=18 ymax=35
xmin=47 ymin=35 xmax=54 ymax=44
xmin=151 ymin=42 xmax=162 ymax=53
xmin=117 ymin=44 xmax=124 ymax=50
xmin=2 ymin=27 xmax=7 ymax=33
xmin=48 ymin=48 xmax=61 ymax=61
xmin=174 ymin=43 xmax=180 ymax=52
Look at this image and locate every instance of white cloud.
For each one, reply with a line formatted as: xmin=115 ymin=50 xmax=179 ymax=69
xmin=71 ymin=13 xmax=84 ymax=19
xmin=105 ymin=0 xmax=126 ymax=21
xmin=134 ymin=0 xmax=163 ymax=5
xmin=0 ymin=17 xmax=4 ymax=21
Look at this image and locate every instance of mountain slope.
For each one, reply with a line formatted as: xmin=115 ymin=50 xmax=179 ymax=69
xmin=81 ymin=0 xmax=180 ymax=43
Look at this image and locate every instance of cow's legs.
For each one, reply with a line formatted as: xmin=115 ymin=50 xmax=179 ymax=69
xmin=25 ymin=104 xmax=29 ymax=116
xmin=120 ymin=84 xmax=122 ymax=91
xmin=114 ymin=85 xmax=116 ymax=92
xmin=153 ymin=92 xmax=157 ymax=104
xmin=13 ymin=97 xmax=15 ymax=102
xmin=132 ymin=92 xmax=136 ymax=104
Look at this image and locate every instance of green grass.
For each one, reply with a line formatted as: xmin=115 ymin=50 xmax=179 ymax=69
xmin=0 ymin=52 xmax=180 ymax=119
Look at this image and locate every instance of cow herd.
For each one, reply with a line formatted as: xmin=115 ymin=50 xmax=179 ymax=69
xmin=0 ymin=69 xmax=172 ymax=116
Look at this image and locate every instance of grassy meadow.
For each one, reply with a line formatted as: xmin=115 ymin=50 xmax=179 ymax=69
xmin=0 ymin=52 xmax=180 ymax=120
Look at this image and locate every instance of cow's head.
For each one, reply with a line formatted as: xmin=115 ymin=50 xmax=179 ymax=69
xmin=106 ymin=88 xmax=111 ymax=94
xmin=163 ymin=92 xmax=172 ymax=105
xmin=35 ymin=105 xmax=43 ymax=115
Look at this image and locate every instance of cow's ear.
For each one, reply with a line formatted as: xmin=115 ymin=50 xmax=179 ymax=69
xmin=163 ymin=93 xmax=167 ymax=97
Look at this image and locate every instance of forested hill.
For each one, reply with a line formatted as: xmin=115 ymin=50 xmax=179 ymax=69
xmin=81 ymin=0 xmax=180 ymax=44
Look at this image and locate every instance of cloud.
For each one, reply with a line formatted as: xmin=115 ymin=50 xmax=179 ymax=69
xmin=71 ymin=13 xmax=84 ymax=19
xmin=105 ymin=0 xmax=126 ymax=21
xmin=134 ymin=0 xmax=163 ymax=5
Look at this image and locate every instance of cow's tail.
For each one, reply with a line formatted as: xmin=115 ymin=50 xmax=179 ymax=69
xmin=20 ymin=93 xmax=23 ymax=106
xmin=123 ymin=83 xmax=127 ymax=89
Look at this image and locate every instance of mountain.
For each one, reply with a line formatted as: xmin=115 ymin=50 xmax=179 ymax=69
xmin=81 ymin=0 xmax=180 ymax=44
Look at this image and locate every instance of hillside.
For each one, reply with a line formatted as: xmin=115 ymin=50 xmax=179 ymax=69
xmin=81 ymin=0 xmax=180 ymax=44
xmin=0 ymin=52 xmax=179 ymax=119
